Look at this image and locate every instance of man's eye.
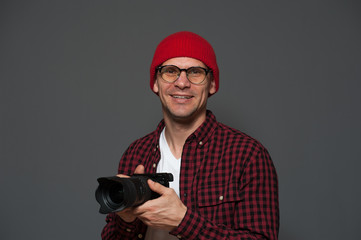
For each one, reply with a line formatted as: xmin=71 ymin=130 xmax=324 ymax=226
xmin=164 ymin=67 xmax=178 ymax=74
xmin=189 ymin=68 xmax=203 ymax=74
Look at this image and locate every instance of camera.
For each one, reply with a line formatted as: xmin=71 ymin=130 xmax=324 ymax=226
xmin=95 ymin=173 xmax=173 ymax=214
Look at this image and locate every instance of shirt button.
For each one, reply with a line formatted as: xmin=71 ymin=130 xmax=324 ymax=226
xmin=153 ymin=163 xmax=157 ymax=168
xmin=177 ymin=235 xmax=182 ymax=239
xmin=219 ymin=195 xmax=224 ymax=201
xmin=199 ymin=141 xmax=203 ymax=145
xmin=183 ymin=193 xmax=187 ymax=197
xmin=138 ymin=233 xmax=143 ymax=238
xmin=126 ymin=228 xmax=132 ymax=232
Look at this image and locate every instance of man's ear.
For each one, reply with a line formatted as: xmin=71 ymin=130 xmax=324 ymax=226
xmin=152 ymin=79 xmax=159 ymax=94
xmin=208 ymin=77 xmax=216 ymax=95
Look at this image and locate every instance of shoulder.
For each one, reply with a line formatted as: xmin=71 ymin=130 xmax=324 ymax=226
xmin=125 ymin=129 xmax=159 ymax=153
xmin=216 ymin=122 xmax=267 ymax=152
xmin=123 ymin=119 xmax=164 ymax=154
xmin=118 ymin=127 xmax=161 ymax=174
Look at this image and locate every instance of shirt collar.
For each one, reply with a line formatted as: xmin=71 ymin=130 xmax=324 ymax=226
xmin=153 ymin=110 xmax=218 ymax=146
xmin=153 ymin=119 xmax=166 ymax=148
xmin=187 ymin=110 xmax=218 ymax=145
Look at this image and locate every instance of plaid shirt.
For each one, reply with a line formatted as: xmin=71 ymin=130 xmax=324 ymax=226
xmin=101 ymin=111 xmax=279 ymax=240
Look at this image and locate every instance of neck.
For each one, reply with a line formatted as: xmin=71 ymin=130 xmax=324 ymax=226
xmin=163 ymin=111 xmax=206 ymax=159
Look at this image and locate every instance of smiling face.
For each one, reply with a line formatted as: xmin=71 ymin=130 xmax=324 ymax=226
xmin=153 ymin=57 xmax=216 ymax=124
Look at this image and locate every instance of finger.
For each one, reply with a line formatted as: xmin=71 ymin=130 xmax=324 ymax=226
xmin=116 ymin=207 xmax=137 ymax=223
xmin=134 ymin=164 xmax=145 ymax=174
xmin=147 ymin=179 xmax=167 ymax=195
xmin=116 ymin=174 xmax=130 ymax=178
xmin=132 ymin=205 xmax=146 ymax=216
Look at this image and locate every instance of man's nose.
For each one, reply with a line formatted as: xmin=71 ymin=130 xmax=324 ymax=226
xmin=174 ymin=71 xmax=191 ymax=89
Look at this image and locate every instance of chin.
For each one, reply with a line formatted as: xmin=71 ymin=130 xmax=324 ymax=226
xmin=171 ymin=112 xmax=194 ymax=120
xmin=167 ymin=108 xmax=205 ymax=122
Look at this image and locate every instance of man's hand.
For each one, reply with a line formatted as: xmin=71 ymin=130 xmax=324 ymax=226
xmin=133 ymin=179 xmax=187 ymax=232
xmin=115 ymin=165 xmax=145 ymax=223
xmin=116 ymin=165 xmax=187 ymax=231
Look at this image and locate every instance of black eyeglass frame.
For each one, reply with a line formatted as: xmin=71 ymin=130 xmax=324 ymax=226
xmin=156 ymin=65 xmax=212 ymax=85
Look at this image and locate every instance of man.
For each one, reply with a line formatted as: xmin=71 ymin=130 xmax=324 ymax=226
xmin=101 ymin=31 xmax=279 ymax=240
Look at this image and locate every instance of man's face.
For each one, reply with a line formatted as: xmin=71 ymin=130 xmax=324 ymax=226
xmin=153 ymin=57 xmax=216 ymax=123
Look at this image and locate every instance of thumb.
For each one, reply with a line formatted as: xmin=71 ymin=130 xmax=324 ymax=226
xmin=147 ymin=179 xmax=167 ymax=195
xmin=134 ymin=164 xmax=145 ymax=174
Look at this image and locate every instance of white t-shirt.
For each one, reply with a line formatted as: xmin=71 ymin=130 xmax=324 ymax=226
xmin=145 ymin=128 xmax=181 ymax=240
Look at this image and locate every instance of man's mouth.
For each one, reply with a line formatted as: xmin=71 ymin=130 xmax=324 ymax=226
xmin=171 ymin=95 xmax=192 ymax=99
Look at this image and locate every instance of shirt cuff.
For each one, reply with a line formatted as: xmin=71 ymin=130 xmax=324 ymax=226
xmin=170 ymin=208 xmax=205 ymax=240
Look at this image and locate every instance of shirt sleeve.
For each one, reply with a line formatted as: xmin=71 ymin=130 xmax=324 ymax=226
xmin=101 ymin=213 xmax=147 ymax=239
xmin=100 ymin=141 xmax=149 ymax=240
xmin=170 ymin=148 xmax=279 ymax=240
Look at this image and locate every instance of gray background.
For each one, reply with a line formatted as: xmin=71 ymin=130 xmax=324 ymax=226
xmin=1 ymin=0 xmax=360 ymax=239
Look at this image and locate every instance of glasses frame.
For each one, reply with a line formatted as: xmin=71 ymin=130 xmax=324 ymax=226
xmin=156 ymin=65 xmax=212 ymax=85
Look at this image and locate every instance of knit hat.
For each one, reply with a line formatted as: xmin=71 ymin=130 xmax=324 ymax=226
xmin=150 ymin=31 xmax=219 ymax=94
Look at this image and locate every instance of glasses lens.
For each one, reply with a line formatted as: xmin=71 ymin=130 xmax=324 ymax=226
xmin=160 ymin=66 xmax=180 ymax=82
xmin=187 ymin=67 xmax=207 ymax=84
xmin=159 ymin=65 xmax=208 ymax=84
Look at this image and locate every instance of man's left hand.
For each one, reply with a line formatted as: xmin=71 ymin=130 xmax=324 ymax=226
xmin=133 ymin=179 xmax=187 ymax=232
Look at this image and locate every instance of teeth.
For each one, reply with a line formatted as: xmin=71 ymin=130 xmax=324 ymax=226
xmin=173 ymin=95 xmax=191 ymax=99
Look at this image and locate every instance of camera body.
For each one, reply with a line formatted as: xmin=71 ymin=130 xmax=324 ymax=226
xmin=95 ymin=173 xmax=173 ymax=214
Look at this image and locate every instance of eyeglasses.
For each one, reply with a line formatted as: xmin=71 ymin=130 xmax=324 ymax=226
xmin=157 ymin=65 xmax=211 ymax=85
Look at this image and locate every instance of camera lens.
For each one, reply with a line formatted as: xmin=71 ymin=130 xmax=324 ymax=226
xmin=108 ymin=184 xmax=124 ymax=204
xmin=96 ymin=174 xmax=173 ymax=214
xmin=96 ymin=177 xmax=137 ymax=213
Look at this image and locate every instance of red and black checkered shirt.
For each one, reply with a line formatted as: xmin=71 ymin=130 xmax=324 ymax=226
xmin=101 ymin=111 xmax=279 ymax=240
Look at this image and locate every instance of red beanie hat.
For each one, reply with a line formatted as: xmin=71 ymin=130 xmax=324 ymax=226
xmin=150 ymin=31 xmax=219 ymax=93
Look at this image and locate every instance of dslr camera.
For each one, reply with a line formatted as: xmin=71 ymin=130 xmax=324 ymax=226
xmin=95 ymin=173 xmax=173 ymax=214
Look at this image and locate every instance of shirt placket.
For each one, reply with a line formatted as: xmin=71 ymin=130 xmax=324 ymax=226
xmin=180 ymin=137 xmax=205 ymax=209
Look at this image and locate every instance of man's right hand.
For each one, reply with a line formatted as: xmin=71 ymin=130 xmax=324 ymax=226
xmin=115 ymin=165 xmax=145 ymax=222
